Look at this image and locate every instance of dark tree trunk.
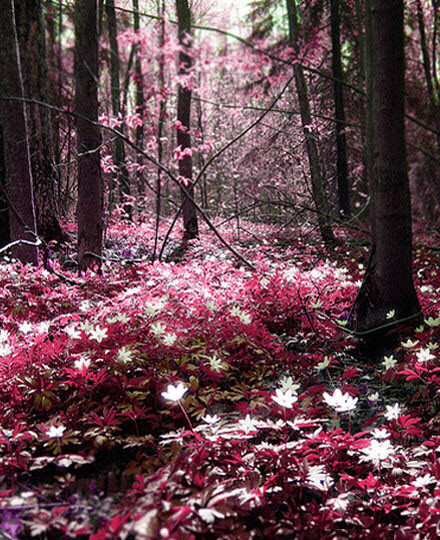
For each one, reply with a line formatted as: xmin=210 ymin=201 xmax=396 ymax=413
xmin=74 ymin=0 xmax=103 ymax=272
xmin=14 ymin=0 xmax=66 ymax=243
xmin=106 ymin=0 xmax=130 ymax=213
xmin=416 ymin=0 xmax=440 ymax=156
xmin=285 ymin=0 xmax=334 ymax=244
xmin=0 ymin=0 xmax=38 ymax=264
xmin=133 ymin=0 xmax=145 ymax=201
xmin=0 ymin=126 xmax=10 ymax=247
xmin=330 ymin=0 xmax=350 ymax=219
xmin=176 ymin=0 xmax=198 ymax=241
xmin=353 ymin=0 xmax=420 ymax=335
xmin=153 ymin=0 xmax=167 ymax=259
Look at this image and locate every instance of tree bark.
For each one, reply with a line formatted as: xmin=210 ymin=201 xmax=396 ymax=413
xmin=74 ymin=0 xmax=103 ymax=272
xmin=106 ymin=0 xmax=130 ymax=213
xmin=353 ymin=0 xmax=420 ymax=335
xmin=330 ymin=0 xmax=350 ymax=219
xmin=0 ymin=126 xmax=10 ymax=247
xmin=14 ymin=0 xmax=66 ymax=243
xmin=176 ymin=0 xmax=198 ymax=240
xmin=0 ymin=0 xmax=38 ymax=264
xmin=133 ymin=0 xmax=145 ymax=201
xmin=285 ymin=0 xmax=334 ymax=243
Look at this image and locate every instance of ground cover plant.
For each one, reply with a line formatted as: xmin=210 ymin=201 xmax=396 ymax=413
xmin=0 ymin=218 xmax=439 ymax=538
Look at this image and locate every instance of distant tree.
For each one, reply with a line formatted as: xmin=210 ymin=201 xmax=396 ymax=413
xmin=0 ymin=0 xmax=38 ymax=264
xmin=176 ymin=0 xmax=198 ymax=240
xmin=352 ymin=0 xmax=420 ymax=335
xmin=330 ymin=0 xmax=350 ymax=219
xmin=285 ymin=0 xmax=334 ymax=243
xmin=74 ymin=0 xmax=103 ymax=272
xmin=133 ymin=0 xmax=145 ymax=202
xmin=0 ymin=126 xmax=10 ymax=248
xmin=14 ymin=0 xmax=66 ymax=243
xmin=106 ymin=0 xmax=130 ymax=214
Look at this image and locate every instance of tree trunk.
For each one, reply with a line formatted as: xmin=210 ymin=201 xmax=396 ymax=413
xmin=0 ymin=126 xmax=10 ymax=247
xmin=153 ymin=0 xmax=167 ymax=259
xmin=416 ymin=0 xmax=440 ymax=156
xmin=133 ymin=0 xmax=145 ymax=202
xmin=176 ymin=0 xmax=198 ymax=241
xmin=0 ymin=0 xmax=38 ymax=264
xmin=14 ymin=0 xmax=66 ymax=243
xmin=74 ymin=0 xmax=103 ymax=272
xmin=106 ymin=0 xmax=130 ymax=214
xmin=330 ymin=0 xmax=350 ymax=219
xmin=285 ymin=0 xmax=334 ymax=243
xmin=353 ymin=0 xmax=420 ymax=335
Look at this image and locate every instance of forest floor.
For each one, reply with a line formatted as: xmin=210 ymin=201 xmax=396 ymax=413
xmin=0 ymin=217 xmax=440 ymax=539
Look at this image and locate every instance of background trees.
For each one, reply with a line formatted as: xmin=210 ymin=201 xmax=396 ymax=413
xmin=74 ymin=0 xmax=103 ymax=272
xmin=0 ymin=0 xmax=436 ymax=337
xmin=0 ymin=0 xmax=38 ymax=264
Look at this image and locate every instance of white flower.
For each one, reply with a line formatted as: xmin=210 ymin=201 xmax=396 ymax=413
xmin=0 ymin=344 xmax=12 ymax=357
xmin=46 ymin=425 xmax=66 ymax=438
xmin=323 ymin=388 xmax=358 ymax=413
xmin=425 ymin=316 xmax=440 ymax=328
xmin=65 ymin=325 xmax=81 ymax=340
xmin=89 ymin=325 xmax=108 ymax=343
xmin=238 ymin=312 xmax=252 ymax=325
xmin=306 ymin=465 xmax=334 ymax=491
xmin=79 ymin=300 xmax=92 ymax=312
xmin=279 ymin=376 xmax=300 ymax=394
xmin=117 ymin=347 xmax=133 ymax=363
xmin=202 ymin=414 xmax=220 ymax=425
xmin=199 ymin=508 xmax=224 ymax=523
xmin=0 ymin=330 xmax=9 ymax=343
xmin=384 ymin=403 xmax=401 ymax=421
xmin=327 ymin=494 xmax=350 ymax=512
xmin=411 ymin=473 xmax=437 ymax=488
xmin=209 ymin=355 xmax=225 ymax=372
xmin=386 ymin=310 xmax=396 ymax=319
xmin=382 ymin=355 xmax=397 ymax=370
xmin=272 ymin=389 xmax=298 ymax=409
xmin=416 ymin=348 xmax=435 ymax=363
xmin=18 ymin=321 xmax=33 ymax=334
xmin=371 ymin=428 xmax=390 ymax=439
xmin=360 ymin=439 xmax=394 ymax=465
xmin=161 ymin=383 xmax=187 ymax=402
xmin=401 ymin=339 xmax=419 ymax=348
xmin=315 ymin=357 xmax=331 ymax=371
xmin=238 ymin=414 xmax=259 ymax=434
xmin=74 ymin=358 xmax=91 ymax=371
xmin=150 ymin=322 xmax=166 ymax=337
xmin=368 ymin=392 xmax=379 ymax=402
xmin=162 ymin=333 xmax=177 ymax=346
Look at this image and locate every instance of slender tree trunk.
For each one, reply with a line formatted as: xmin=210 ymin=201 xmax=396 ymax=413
xmin=285 ymin=0 xmax=334 ymax=243
xmin=353 ymin=0 xmax=420 ymax=335
xmin=133 ymin=0 xmax=145 ymax=202
xmin=0 ymin=0 xmax=38 ymax=264
xmin=330 ymin=0 xmax=350 ymax=219
xmin=74 ymin=0 xmax=103 ymax=272
xmin=15 ymin=0 xmax=66 ymax=243
xmin=176 ymin=0 xmax=198 ymax=240
xmin=416 ymin=0 xmax=440 ymax=156
xmin=153 ymin=0 xmax=167 ymax=259
xmin=0 ymin=126 xmax=10 ymax=247
xmin=106 ymin=0 xmax=130 ymax=215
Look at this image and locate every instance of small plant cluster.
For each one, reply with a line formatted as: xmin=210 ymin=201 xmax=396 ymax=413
xmin=0 ymin=220 xmax=439 ymax=538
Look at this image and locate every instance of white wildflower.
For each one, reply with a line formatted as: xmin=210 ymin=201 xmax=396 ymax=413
xmin=384 ymin=403 xmax=402 ymax=421
xmin=161 ymin=383 xmax=187 ymax=402
xmin=46 ymin=425 xmax=66 ymax=438
xmin=272 ymin=389 xmax=298 ymax=409
xmin=323 ymin=388 xmax=358 ymax=413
